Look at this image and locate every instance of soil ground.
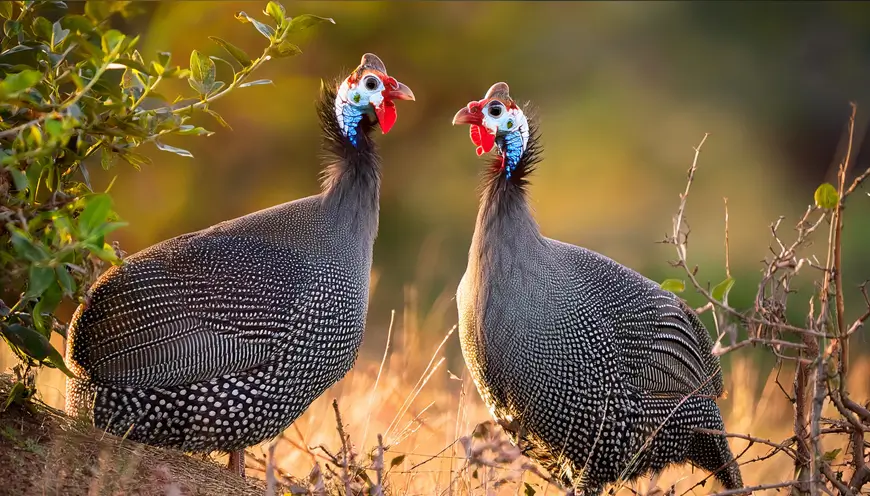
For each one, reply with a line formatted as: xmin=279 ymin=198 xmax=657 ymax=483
xmin=0 ymin=374 xmax=270 ymax=496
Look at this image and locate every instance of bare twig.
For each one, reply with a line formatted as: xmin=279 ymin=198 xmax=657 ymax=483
xmin=333 ymin=399 xmax=353 ymax=496
xmin=694 ymin=428 xmax=798 ymax=458
xmin=373 ymin=434 xmax=386 ymax=496
xmin=710 ymin=480 xmax=802 ymax=495
xmin=265 ymin=441 xmax=278 ymax=496
xmin=723 ymin=197 xmax=731 ymax=278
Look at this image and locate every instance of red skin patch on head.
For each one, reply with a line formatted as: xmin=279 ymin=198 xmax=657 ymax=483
xmin=375 ymin=100 xmax=397 ymax=134
xmin=376 ymin=74 xmax=399 ymax=134
xmin=470 ymin=124 xmax=495 ymax=156
xmin=465 ymin=100 xmax=495 ymax=155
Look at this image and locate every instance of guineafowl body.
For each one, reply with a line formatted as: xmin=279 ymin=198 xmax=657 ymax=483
xmin=453 ymin=83 xmax=743 ymax=494
xmin=65 ymin=54 xmax=414 ymax=464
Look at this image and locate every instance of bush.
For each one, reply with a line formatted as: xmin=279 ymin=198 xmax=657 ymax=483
xmin=0 ymin=0 xmax=332 ymax=405
xmin=662 ymin=127 xmax=870 ymax=494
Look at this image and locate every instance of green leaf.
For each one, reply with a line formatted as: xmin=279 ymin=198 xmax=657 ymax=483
xmin=84 ymin=241 xmax=120 ymax=264
xmin=4 ymin=381 xmax=28 ymax=410
xmin=115 ymin=57 xmax=150 ymax=75
xmin=25 ymin=265 xmax=55 ymax=299
xmin=189 ymin=49 xmax=216 ymax=96
xmin=0 ymin=69 xmax=43 ymax=97
xmin=9 ymin=228 xmax=47 ymax=262
xmin=2 ymin=324 xmax=51 ymax=360
xmin=660 ymin=278 xmax=686 ymax=293
xmin=3 ymin=19 xmax=22 ymax=38
xmin=44 ymin=118 xmax=63 ymax=139
xmin=8 ymin=168 xmax=28 ymax=191
xmin=1 ymin=324 xmax=77 ymax=378
xmin=60 ymin=15 xmax=95 ymax=35
xmin=269 ymin=40 xmax=301 ymax=58
xmin=101 ymin=146 xmax=116 ymax=170
xmin=155 ymin=141 xmax=194 ymax=158
xmin=823 ymin=448 xmax=841 ymax=462
xmin=117 ymin=150 xmax=151 ymax=170
xmin=46 ymin=348 xmax=76 ymax=377
xmin=205 ymin=109 xmax=232 ymax=129
xmin=176 ymin=125 xmax=214 ymax=136
xmin=33 ymin=16 xmax=52 ymax=41
xmin=0 ymin=2 xmax=12 ymax=20
xmin=56 ymin=266 xmax=76 ymax=297
xmin=208 ymin=81 xmax=225 ymax=94
xmin=285 ymin=14 xmax=335 ymax=35
xmin=265 ymin=1 xmax=286 ymax=26
xmin=389 ymin=454 xmax=405 ymax=468
xmin=814 ymin=183 xmax=838 ymax=209
xmin=78 ymin=193 xmax=113 ymax=237
xmin=235 ymin=11 xmax=275 ymax=40
xmin=209 ymin=55 xmax=235 ymax=72
xmin=209 ymin=36 xmax=253 ymax=67
xmin=51 ymin=21 xmax=70 ymax=48
xmin=524 ymin=482 xmax=536 ymax=496
xmin=93 ymin=221 xmax=128 ymax=238
xmin=239 ymin=79 xmax=273 ymax=88
xmin=33 ymin=281 xmax=62 ymax=331
xmin=85 ymin=0 xmax=110 ymax=21
xmin=101 ymin=29 xmax=125 ymax=56
xmin=711 ymin=277 xmax=735 ymax=304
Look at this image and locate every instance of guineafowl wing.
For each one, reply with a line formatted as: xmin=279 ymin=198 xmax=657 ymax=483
xmin=568 ymin=245 xmax=722 ymax=398
xmin=68 ymin=231 xmax=319 ymax=389
xmin=623 ymin=288 xmax=723 ymax=397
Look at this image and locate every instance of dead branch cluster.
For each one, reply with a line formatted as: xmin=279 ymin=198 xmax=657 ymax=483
xmin=665 ymin=104 xmax=870 ymax=495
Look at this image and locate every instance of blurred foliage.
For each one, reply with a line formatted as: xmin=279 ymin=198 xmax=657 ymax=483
xmin=0 ymin=0 xmax=332 ymax=403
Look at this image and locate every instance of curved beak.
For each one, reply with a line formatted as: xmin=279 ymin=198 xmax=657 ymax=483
xmin=452 ymin=106 xmax=483 ymax=126
xmin=387 ymin=81 xmax=415 ymax=101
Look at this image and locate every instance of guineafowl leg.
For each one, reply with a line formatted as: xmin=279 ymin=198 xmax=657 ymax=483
xmin=228 ymin=449 xmax=246 ymax=478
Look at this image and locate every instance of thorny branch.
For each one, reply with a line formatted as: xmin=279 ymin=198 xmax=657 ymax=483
xmin=667 ymin=105 xmax=870 ymax=495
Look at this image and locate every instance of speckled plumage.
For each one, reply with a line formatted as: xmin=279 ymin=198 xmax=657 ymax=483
xmin=65 ymin=58 xmax=392 ymax=456
xmin=456 ymin=102 xmax=743 ymax=493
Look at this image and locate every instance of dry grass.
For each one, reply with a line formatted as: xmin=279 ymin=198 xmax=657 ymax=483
xmin=2 ymin=280 xmax=869 ymax=495
xmin=241 ymin=302 xmax=870 ymax=496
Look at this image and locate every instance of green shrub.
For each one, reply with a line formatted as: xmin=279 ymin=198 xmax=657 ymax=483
xmin=0 ymin=0 xmax=332 ymax=405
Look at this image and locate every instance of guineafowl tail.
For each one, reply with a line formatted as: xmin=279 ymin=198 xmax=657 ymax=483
xmin=687 ymin=427 xmax=743 ymax=490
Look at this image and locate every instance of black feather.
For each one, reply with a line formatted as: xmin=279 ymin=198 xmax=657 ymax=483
xmin=316 ymin=78 xmax=381 ymax=217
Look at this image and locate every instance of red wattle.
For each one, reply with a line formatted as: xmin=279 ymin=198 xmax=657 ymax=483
xmin=375 ymin=101 xmax=398 ymax=134
xmin=469 ymin=124 xmax=495 ymax=156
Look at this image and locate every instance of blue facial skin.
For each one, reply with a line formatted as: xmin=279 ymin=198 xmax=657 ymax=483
xmin=499 ymin=131 xmax=524 ymax=179
xmin=342 ymin=104 xmax=365 ymax=147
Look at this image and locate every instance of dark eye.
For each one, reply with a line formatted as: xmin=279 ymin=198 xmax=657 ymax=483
xmin=488 ymin=103 xmax=503 ymax=118
xmin=364 ymin=76 xmax=379 ymax=91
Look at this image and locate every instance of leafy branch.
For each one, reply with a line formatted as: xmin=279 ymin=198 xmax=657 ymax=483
xmin=0 ymin=0 xmax=333 ymax=405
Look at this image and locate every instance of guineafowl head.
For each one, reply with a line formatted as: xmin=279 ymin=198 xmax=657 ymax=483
xmin=452 ymin=82 xmax=531 ymax=179
xmin=334 ymin=53 xmax=415 ymax=145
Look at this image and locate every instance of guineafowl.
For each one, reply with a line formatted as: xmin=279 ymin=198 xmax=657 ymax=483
xmin=451 ymin=83 xmax=743 ymax=494
xmin=65 ymin=53 xmax=414 ymax=475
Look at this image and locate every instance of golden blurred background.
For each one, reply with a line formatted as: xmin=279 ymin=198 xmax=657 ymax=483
xmin=4 ymin=2 xmax=870 ymax=493
xmin=104 ymin=1 xmax=870 ymax=366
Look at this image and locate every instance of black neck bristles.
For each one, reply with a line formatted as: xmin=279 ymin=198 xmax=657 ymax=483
xmin=316 ymin=79 xmax=380 ymax=199
xmin=483 ymin=122 xmax=543 ymax=195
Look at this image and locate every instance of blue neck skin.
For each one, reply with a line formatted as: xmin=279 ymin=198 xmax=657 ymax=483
xmin=342 ymin=104 xmax=366 ymax=147
xmin=497 ymin=131 xmax=524 ymax=179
